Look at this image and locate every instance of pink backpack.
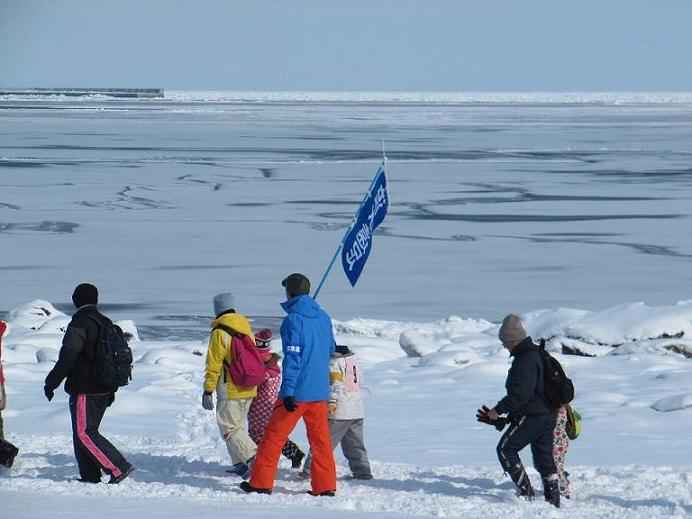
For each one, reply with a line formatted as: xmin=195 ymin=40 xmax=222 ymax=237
xmin=214 ymin=324 xmax=265 ymax=388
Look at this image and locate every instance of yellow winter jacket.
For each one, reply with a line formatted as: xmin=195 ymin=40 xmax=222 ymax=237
xmin=203 ymin=313 xmax=258 ymax=399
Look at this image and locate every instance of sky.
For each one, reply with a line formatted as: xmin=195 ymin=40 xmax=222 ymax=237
xmin=1 ymin=0 xmax=691 ymax=92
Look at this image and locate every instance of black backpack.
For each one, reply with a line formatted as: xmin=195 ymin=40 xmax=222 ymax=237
xmin=539 ymin=339 xmax=574 ymax=409
xmin=87 ymin=315 xmax=133 ymax=390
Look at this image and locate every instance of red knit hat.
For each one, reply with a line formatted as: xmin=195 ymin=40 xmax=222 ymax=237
xmin=255 ymin=329 xmax=273 ymax=349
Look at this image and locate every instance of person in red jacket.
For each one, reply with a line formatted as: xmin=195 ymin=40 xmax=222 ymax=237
xmin=1 ymin=321 xmax=7 ymax=439
xmin=1 ymin=320 xmax=20 ymax=468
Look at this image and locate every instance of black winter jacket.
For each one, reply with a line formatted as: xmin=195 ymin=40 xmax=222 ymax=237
xmin=44 ymin=305 xmax=115 ymax=395
xmin=494 ymin=337 xmax=552 ymax=417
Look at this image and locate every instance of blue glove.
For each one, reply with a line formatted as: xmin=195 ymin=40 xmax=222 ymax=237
xmin=283 ymin=396 xmax=297 ymax=412
xmin=202 ymin=391 xmax=214 ymax=411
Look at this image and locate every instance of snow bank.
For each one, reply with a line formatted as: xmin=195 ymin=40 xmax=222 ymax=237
xmin=2 ymin=301 xmax=140 ymax=362
xmin=525 ymin=301 xmax=692 ymax=346
xmin=5 ymin=300 xmax=68 ymax=334
xmin=326 ymin=302 xmax=692 ymax=362
xmin=652 ymin=393 xmax=692 ymax=412
xmin=397 ymin=316 xmax=496 ymax=358
xmin=362 ymin=301 xmax=692 ymax=371
xmin=5 ymin=300 xmax=691 ymax=374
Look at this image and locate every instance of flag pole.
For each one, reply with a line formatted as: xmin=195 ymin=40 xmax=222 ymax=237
xmin=313 ymin=145 xmax=387 ymax=300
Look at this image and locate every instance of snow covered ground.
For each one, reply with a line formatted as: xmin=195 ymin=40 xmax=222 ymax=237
xmin=1 ymin=300 xmax=690 ymax=518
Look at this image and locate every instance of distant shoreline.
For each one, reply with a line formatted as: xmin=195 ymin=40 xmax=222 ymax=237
xmin=0 ymin=88 xmax=163 ymax=98
xmin=164 ymin=90 xmax=692 ymax=105
xmin=2 ymin=89 xmax=692 ymax=104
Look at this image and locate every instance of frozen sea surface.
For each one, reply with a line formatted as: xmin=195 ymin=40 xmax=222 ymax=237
xmin=1 ymin=92 xmax=692 ymax=331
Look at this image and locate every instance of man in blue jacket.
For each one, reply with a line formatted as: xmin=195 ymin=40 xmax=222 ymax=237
xmin=480 ymin=314 xmax=560 ymax=508
xmin=241 ymin=273 xmax=337 ymax=496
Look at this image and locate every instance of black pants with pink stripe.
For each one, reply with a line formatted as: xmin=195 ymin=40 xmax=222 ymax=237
xmin=69 ymin=393 xmax=129 ymax=482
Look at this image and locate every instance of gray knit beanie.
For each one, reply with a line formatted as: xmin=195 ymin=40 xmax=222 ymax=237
xmin=213 ymin=293 xmax=236 ymax=316
xmin=498 ymin=314 xmax=528 ymax=344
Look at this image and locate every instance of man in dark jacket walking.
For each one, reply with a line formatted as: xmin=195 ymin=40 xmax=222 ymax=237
xmin=44 ymin=283 xmax=133 ymax=484
xmin=480 ymin=314 xmax=560 ymax=508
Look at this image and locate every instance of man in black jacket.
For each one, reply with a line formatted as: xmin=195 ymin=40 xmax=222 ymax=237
xmin=44 ymin=283 xmax=133 ymax=484
xmin=481 ymin=314 xmax=560 ymax=508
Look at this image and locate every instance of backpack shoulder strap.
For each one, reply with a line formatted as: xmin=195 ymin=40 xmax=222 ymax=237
xmin=80 ymin=313 xmax=111 ymax=362
xmin=83 ymin=311 xmax=112 ymax=329
xmin=213 ymin=324 xmax=245 ymax=364
xmin=82 ymin=313 xmax=109 ymax=342
xmin=213 ymin=323 xmax=243 ymax=338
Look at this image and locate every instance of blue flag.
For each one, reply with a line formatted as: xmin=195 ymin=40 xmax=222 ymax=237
xmin=341 ymin=162 xmax=389 ymax=287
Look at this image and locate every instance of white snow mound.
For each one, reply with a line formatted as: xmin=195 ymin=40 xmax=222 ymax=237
xmin=652 ymin=393 xmax=692 ymax=412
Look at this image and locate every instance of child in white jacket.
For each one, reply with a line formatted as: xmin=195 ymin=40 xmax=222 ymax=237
xmin=300 ymin=345 xmax=372 ymax=480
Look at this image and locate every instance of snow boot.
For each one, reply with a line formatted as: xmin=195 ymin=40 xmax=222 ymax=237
xmin=241 ymin=455 xmax=255 ymax=480
xmin=344 ymin=473 xmax=373 ymax=480
xmin=239 ymin=481 xmax=272 ymax=494
xmin=0 ymin=439 xmax=19 ymax=468
xmin=306 ymin=490 xmax=335 ymax=497
xmin=227 ymin=462 xmax=248 ymax=475
xmin=508 ymin=464 xmax=535 ymax=500
xmin=543 ymin=475 xmax=560 ymax=508
xmin=560 ymin=470 xmax=571 ymax=499
xmin=108 ymin=463 xmax=135 ymax=484
xmin=281 ymin=440 xmax=305 ymax=469
xmin=290 ymin=449 xmax=305 ymax=469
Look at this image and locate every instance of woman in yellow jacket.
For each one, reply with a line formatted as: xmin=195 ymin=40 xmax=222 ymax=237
xmin=202 ymin=293 xmax=258 ymax=477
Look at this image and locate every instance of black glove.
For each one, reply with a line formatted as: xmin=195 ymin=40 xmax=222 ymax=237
xmin=493 ymin=417 xmax=508 ymax=431
xmin=475 ymin=405 xmax=492 ymax=423
xmin=476 ymin=405 xmax=508 ymax=431
xmin=44 ymin=385 xmax=54 ymax=402
xmin=283 ymin=396 xmax=297 ymax=412
xmin=107 ymin=393 xmax=115 ymax=407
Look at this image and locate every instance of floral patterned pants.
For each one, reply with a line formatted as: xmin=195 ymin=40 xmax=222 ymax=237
xmin=249 ymin=375 xmax=304 ymax=462
xmin=553 ymin=406 xmax=571 ymax=497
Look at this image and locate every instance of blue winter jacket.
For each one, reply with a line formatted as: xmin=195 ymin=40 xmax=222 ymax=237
xmin=279 ymin=295 xmax=336 ymax=402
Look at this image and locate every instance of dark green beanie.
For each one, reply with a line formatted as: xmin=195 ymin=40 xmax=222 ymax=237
xmin=282 ymin=273 xmax=311 ymax=297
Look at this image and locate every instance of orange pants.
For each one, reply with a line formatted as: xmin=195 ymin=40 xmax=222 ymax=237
xmin=250 ymin=400 xmax=336 ymax=494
